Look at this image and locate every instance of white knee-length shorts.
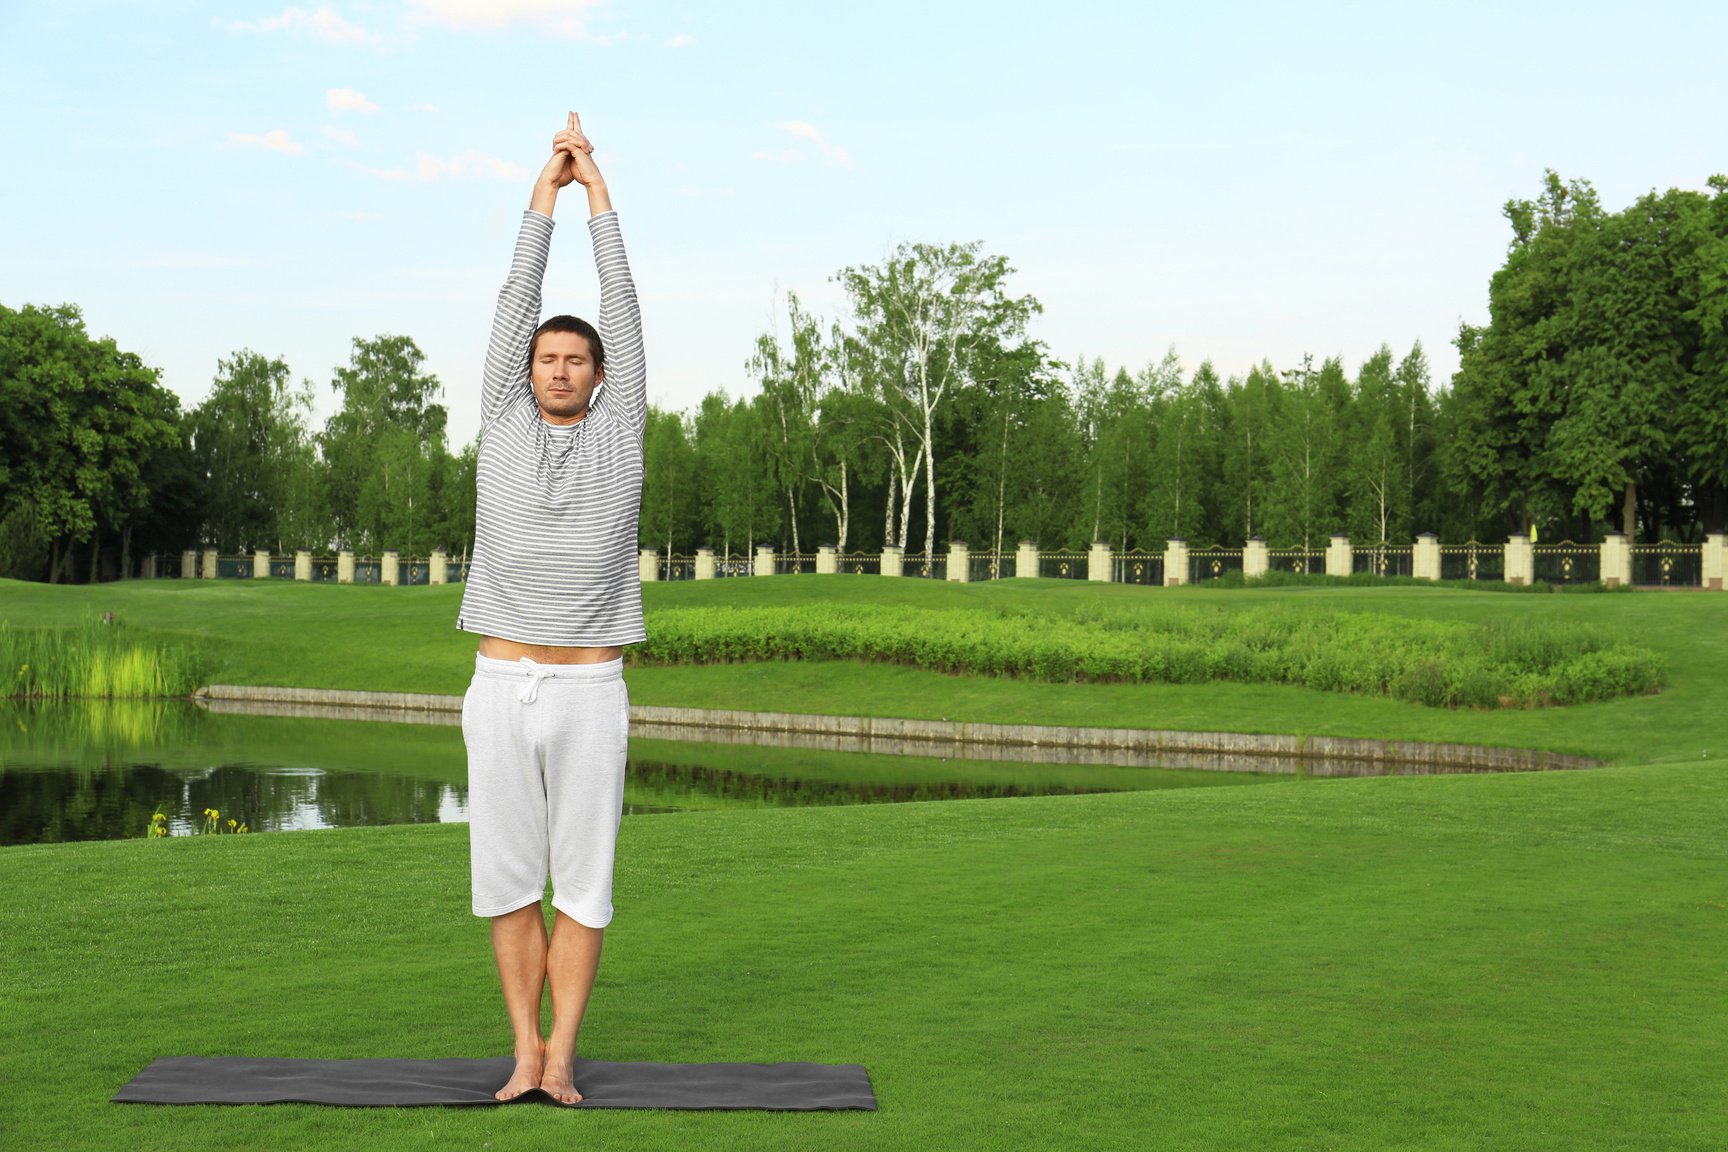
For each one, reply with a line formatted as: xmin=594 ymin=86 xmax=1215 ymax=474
xmin=462 ymin=653 xmax=629 ymax=927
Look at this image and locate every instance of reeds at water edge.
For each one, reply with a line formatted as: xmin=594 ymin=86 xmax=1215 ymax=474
xmin=2 ymin=621 xmax=207 ymax=699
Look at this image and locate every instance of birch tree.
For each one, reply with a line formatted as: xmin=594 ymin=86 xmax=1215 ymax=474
xmin=838 ymin=242 xmax=1038 ymax=559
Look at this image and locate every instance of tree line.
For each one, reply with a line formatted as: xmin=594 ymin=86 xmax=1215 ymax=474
xmin=3 ymin=170 xmax=1724 ymax=583
xmin=0 ymin=309 xmax=472 ymax=582
xmin=645 ymin=170 xmax=1728 ymax=558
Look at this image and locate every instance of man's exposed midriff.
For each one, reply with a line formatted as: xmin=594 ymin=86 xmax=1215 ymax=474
xmin=478 ymin=636 xmax=623 ymax=665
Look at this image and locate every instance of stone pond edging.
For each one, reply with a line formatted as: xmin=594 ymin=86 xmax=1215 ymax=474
xmin=195 ymin=685 xmax=1601 ymax=773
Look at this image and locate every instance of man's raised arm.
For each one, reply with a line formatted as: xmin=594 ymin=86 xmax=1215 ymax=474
xmin=553 ymin=114 xmax=645 ymax=440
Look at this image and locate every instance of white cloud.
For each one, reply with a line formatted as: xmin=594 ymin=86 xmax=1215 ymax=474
xmin=775 ymin=120 xmax=852 ymax=168
xmin=413 ymin=103 xmax=441 ymax=114
xmin=229 ymin=129 xmax=305 ymax=155
xmin=223 ymin=6 xmax=378 ymax=46
xmin=347 ymin=150 xmax=531 ymax=183
xmin=326 ymin=86 xmax=378 ymax=112
xmin=666 ymin=32 xmax=695 ymax=48
xmin=324 ymin=125 xmax=361 ymax=147
xmin=405 ymin=0 xmax=611 ymax=41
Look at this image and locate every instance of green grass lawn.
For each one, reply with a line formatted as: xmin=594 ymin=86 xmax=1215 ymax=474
xmin=3 ymin=576 xmax=1726 ymax=1148
xmin=2 ymin=762 xmax=1724 ymax=1150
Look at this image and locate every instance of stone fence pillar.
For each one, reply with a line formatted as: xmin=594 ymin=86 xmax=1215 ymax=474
xmin=1504 ymin=534 xmax=1533 ymax=585
xmin=947 ymin=541 xmax=969 ymax=582
xmin=881 ymin=546 xmax=904 ymax=578
xmin=1016 ymin=540 xmax=1038 ymax=578
xmin=140 ymin=554 xmax=157 ymax=579
xmin=1599 ymin=532 xmax=1631 ymax=588
xmin=1413 ymin=532 xmax=1441 ymax=581
xmin=295 ymin=550 xmax=312 ymax=581
xmin=1164 ymin=539 xmax=1189 ymax=587
xmin=1704 ymin=533 xmax=1726 ymax=591
xmin=638 ymin=549 xmax=659 ymax=581
xmin=337 ymin=550 xmax=355 ymax=584
xmin=817 ymin=545 xmax=837 ymax=575
xmin=1088 ymin=541 xmax=1112 ymax=582
xmin=382 ymin=551 xmax=399 ymax=586
xmin=1325 ymin=535 xmax=1352 ymax=578
xmin=202 ymin=548 xmax=218 ymax=579
xmin=253 ymin=550 xmax=270 ymax=579
xmin=695 ymin=548 xmax=716 ymax=580
xmin=1243 ymin=536 xmax=1268 ymax=579
xmin=181 ymin=550 xmax=197 ymax=579
xmin=754 ymin=546 xmax=776 ymax=576
xmin=429 ymin=549 xmax=447 ymax=585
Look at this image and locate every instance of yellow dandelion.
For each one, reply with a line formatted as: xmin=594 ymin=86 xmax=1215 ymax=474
xmin=227 ymin=819 xmax=237 ymax=829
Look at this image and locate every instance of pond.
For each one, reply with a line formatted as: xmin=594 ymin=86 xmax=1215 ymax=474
xmin=0 ymin=701 xmax=1305 ymax=846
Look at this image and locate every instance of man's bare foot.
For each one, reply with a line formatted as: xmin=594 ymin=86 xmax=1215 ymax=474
xmin=540 ymin=1050 xmax=583 ymax=1105
xmin=495 ymin=1042 xmax=546 ymax=1102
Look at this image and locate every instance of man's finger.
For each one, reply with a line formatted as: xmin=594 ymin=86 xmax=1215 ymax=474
xmin=567 ymin=111 xmax=576 ymax=132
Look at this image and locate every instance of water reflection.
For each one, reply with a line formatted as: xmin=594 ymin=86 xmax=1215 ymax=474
xmin=0 ymin=700 xmax=1305 ymax=846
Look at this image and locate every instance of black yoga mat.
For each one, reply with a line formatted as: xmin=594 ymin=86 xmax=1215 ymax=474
xmin=112 ymin=1055 xmax=876 ymax=1111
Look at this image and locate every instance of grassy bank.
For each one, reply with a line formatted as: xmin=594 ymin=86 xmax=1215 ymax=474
xmin=1 ymin=575 xmax=1723 ymax=762
xmin=2 ymin=761 xmax=1724 ymax=1150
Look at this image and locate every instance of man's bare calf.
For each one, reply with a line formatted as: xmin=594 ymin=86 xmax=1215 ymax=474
xmin=490 ymin=904 xmax=550 ymax=1101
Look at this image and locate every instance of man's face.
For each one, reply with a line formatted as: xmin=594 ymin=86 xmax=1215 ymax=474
xmin=531 ymin=331 xmax=603 ymax=425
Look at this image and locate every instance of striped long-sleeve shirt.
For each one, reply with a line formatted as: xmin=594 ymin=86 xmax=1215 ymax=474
xmin=456 ymin=209 xmax=647 ymax=647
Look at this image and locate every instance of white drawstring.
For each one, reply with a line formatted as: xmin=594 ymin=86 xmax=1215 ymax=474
xmin=518 ymin=658 xmax=553 ymax=703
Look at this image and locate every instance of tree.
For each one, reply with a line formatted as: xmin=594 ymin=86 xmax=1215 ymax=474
xmin=0 ymin=303 xmax=181 ymax=582
xmin=321 ymin=335 xmax=445 ymax=552
xmin=1679 ymin=175 xmax=1728 ymax=533
xmin=1450 ymin=171 xmax=1604 ymax=536
xmin=640 ymin=405 xmax=698 ymax=557
xmin=838 ymin=241 xmax=1040 ymax=558
xmin=1345 ymin=345 xmax=1407 ymax=548
xmin=1145 ymin=359 xmax=1216 ymax=545
xmin=190 ymin=350 xmax=294 ymax=553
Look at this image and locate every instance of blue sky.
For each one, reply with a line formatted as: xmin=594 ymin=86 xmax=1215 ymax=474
xmin=1 ymin=0 xmax=1722 ymax=448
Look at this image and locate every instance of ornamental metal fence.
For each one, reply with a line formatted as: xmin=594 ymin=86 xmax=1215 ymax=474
xmin=967 ymin=552 xmax=1012 ymax=581
xmin=151 ymin=536 xmax=1725 ymax=590
xmin=1532 ymin=543 xmax=1600 ymax=585
xmin=903 ymin=553 xmax=948 ymax=580
xmin=1439 ymin=542 xmax=1504 ymax=582
xmin=1267 ymin=548 xmax=1324 ymax=576
xmin=1632 ymin=541 xmax=1702 ymax=587
xmin=711 ymin=555 xmax=752 ymax=578
xmin=1115 ymin=553 xmax=1164 ymax=585
xmin=1352 ymin=546 xmax=1414 ymax=578
xmin=1188 ymin=549 xmax=1244 ymax=583
xmin=1038 ymin=552 xmax=1087 ymax=579
xmin=656 ymin=554 xmax=697 ymax=581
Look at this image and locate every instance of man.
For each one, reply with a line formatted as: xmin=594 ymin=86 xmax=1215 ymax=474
xmin=457 ymin=112 xmax=645 ymax=1105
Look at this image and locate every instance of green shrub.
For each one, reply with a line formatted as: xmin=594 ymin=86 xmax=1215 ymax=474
xmin=631 ymin=603 xmax=1664 ymax=710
